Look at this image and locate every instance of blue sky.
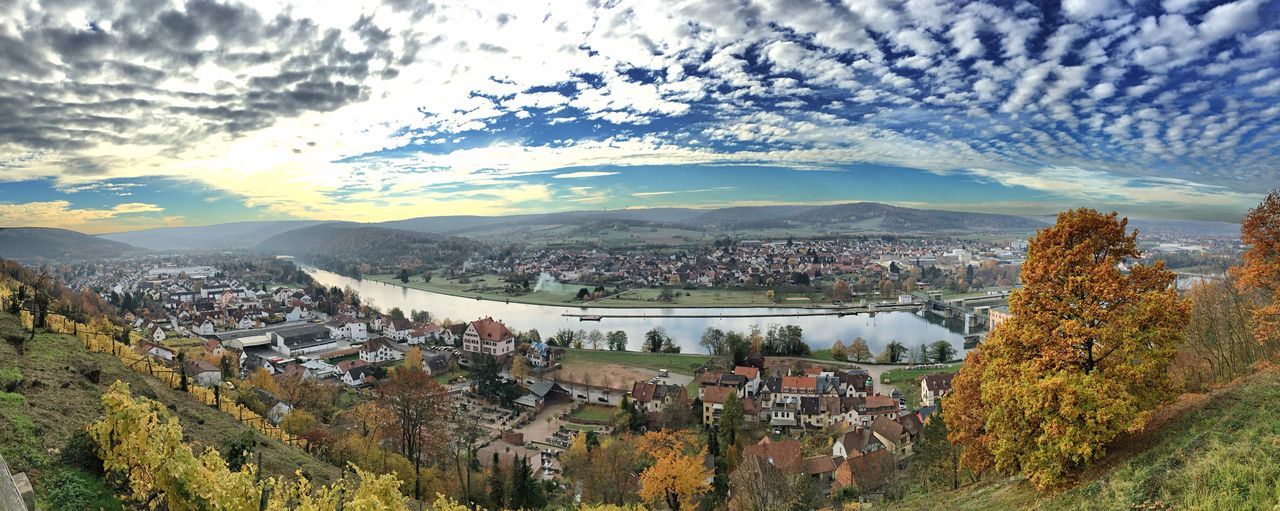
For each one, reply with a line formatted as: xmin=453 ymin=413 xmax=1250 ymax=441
xmin=1 ymin=0 xmax=1277 ymax=232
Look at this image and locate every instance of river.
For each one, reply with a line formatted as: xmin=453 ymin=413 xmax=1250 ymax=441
xmin=304 ymin=267 xmax=969 ymax=355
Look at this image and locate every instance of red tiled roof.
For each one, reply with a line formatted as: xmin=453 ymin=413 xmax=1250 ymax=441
xmin=742 ymin=437 xmax=803 ymax=474
xmin=733 ymin=366 xmax=760 ymax=379
xmin=703 ymin=386 xmax=734 ymax=405
xmin=471 ymin=317 xmax=513 ymax=341
xmin=781 ymin=376 xmax=817 ymax=392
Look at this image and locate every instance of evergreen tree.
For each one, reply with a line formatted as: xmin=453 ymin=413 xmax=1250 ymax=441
xmin=488 ymin=452 xmax=506 ymax=509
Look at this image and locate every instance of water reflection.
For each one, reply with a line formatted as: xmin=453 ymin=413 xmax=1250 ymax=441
xmin=305 ymin=268 xmax=968 ymax=355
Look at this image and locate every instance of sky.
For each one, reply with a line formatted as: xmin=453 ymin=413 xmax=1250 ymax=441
xmin=1 ymin=0 xmax=1279 ymax=233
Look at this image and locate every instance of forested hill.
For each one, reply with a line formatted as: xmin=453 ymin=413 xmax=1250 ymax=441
xmin=254 ymin=222 xmax=485 ymax=272
xmin=98 ymin=220 xmax=324 ymax=250
xmin=0 ymin=227 xmax=141 ymax=262
xmin=684 ymin=202 xmax=1046 ymax=231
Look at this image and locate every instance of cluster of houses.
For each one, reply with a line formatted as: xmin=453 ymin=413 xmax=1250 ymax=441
xmin=461 ymin=237 xmax=1025 ymax=290
xmin=625 ymin=363 xmax=952 ymax=496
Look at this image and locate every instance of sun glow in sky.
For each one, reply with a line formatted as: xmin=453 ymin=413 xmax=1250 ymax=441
xmin=1 ymin=0 xmax=1278 ymax=233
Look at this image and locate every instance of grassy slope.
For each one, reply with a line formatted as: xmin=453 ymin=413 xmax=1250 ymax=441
xmin=0 ymin=312 xmax=339 ymax=510
xmin=884 ymin=366 xmax=1280 ymax=511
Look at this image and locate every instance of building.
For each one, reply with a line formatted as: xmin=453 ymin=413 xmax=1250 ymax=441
xmin=359 ymin=337 xmax=408 ymax=364
xmin=184 ymin=359 xmax=222 ymax=387
xmin=631 ymin=381 xmax=686 ymax=415
xmin=527 ymin=341 xmax=559 ymax=368
xmin=988 ymin=305 xmax=1012 ymax=331
xmin=701 ymin=386 xmax=736 ymax=426
xmin=270 ymin=324 xmax=337 ymax=357
xmin=462 ymin=317 xmax=516 ymax=357
xmin=422 ymin=350 xmax=454 ymax=375
xmin=920 ymin=373 xmax=956 ymax=406
xmin=733 ymin=366 xmax=762 ymax=396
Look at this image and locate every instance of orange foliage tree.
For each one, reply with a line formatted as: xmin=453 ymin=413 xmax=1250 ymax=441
xmin=944 ymin=209 xmax=1187 ymax=489
xmin=1234 ymin=189 xmax=1280 ymax=342
xmin=636 ymin=431 xmax=711 ymax=510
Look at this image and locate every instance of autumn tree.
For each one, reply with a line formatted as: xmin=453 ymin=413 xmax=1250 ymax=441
xmin=848 ymin=338 xmax=872 ymax=362
xmin=829 ymin=339 xmax=847 ymax=361
xmin=699 ymin=327 xmax=726 ymax=355
xmin=944 ymin=209 xmax=1188 ymax=489
xmin=1235 ymin=189 xmax=1280 ymax=342
xmin=281 ymin=409 xmax=321 ymax=436
xmin=1175 ymin=277 xmax=1274 ymax=389
xmin=510 ymin=355 xmax=530 ymax=381
xmin=832 ymin=279 xmax=851 ymax=301
xmin=403 ymin=346 xmax=423 ymax=372
xmin=727 ymin=454 xmax=812 ymax=511
xmin=878 ymin=341 xmax=907 ymax=363
xmin=381 ymin=361 xmax=451 ymax=503
xmin=637 ymin=431 xmax=711 ymax=510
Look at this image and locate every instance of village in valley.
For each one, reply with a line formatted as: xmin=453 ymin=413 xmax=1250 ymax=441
xmin=85 ymin=253 xmax=971 ymax=505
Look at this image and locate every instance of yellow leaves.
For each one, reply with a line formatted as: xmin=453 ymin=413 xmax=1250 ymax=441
xmin=1236 ymin=190 xmax=1280 ymax=343
xmin=89 ymin=381 xmax=408 ymax=511
xmin=637 ymin=447 xmax=711 ymax=511
xmin=403 ymin=347 xmax=423 ymax=373
xmin=947 ymin=209 xmax=1188 ymax=489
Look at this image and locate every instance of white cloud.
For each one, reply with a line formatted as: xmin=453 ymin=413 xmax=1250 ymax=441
xmin=552 ymin=171 xmax=620 ymax=179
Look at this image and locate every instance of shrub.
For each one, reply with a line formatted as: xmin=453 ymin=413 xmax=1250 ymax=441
xmin=0 ymin=368 xmax=20 ymax=392
xmin=60 ymin=430 xmax=104 ymax=475
xmin=223 ymin=430 xmax=256 ymax=471
xmin=39 ymin=468 xmax=121 ymax=511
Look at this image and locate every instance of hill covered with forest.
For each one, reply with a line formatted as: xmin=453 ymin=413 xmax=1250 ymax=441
xmin=0 ymin=228 xmax=141 ymax=262
xmin=255 ymin=222 xmax=486 ymax=273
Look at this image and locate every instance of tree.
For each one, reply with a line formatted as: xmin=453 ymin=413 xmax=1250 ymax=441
xmin=645 ymin=327 xmax=670 ymax=353
xmin=638 ymin=434 xmax=711 ymax=510
xmin=388 ymin=307 xmax=406 ymax=321
xmin=248 ymin=367 xmax=280 ymax=395
xmin=879 ymin=341 xmax=908 ymax=364
xmin=281 ymin=409 xmax=320 ymax=436
xmin=829 ymin=340 xmax=847 ymax=361
xmin=508 ymin=455 xmax=546 ymax=509
xmin=930 ymin=340 xmax=956 ymax=363
xmin=410 ymin=309 xmax=431 ymax=323
xmin=1236 ymin=189 xmax=1280 ymax=342
xmin=587 ymin=329 xmax=605 ymax=350
xmin=487 ymin=452 xmax=506 ymax=510
xmin=699 ymin=327 xmax=726 ymax=355
xmin=176 ymin=351 xmax=189 ymax=391
xmin=661 ymin=335 xmax=681 ymax=353
xmin=397 ymin=268 xmax=410 ymax=283
xmin=607 ymin=330 xmax=629 ymax=351
xmin=945 ymin=209 xmax=1188 ymax=489
xmin=724 ymin=331 xmax=750 ymax=367
xmin=381 ymin=361 xmax=451 ymax=503
xmin=726 ymin=454 xmax=809 ymax=511
xmin=831 ymin=278 xmax=851 ymax=301
xmin=848 ymin=338 xmax=872 ymax=362
xmin=717 ymin=393 xmax=743 ymax=457
xmin=510 ymin=355 xmax=530 ymax=381
xmin=403 ymin=346 xmax=424 ymax=372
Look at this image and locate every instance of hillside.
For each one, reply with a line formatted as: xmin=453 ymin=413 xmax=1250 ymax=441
xmin=883 ymin=365 xmax=1280 ymax=510
xmin=0 ymin=312 xmax=339 ymax=510
xmin=695 ymin=203 xmax=1046 ymax=232
xmin=0 ymin=227 xmax=140 ymax=262
xmin=98 ymin=220 xmax=324 ymax=250
xmin=255 ymin=222 xmax=486 ymax=270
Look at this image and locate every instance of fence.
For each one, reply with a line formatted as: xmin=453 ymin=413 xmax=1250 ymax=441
xmin=10 ymin=299 xmax=310 ymax=451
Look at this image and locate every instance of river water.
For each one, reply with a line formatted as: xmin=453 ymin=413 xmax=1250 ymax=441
xmin=305 ymin=268 xmax=968 ymax=355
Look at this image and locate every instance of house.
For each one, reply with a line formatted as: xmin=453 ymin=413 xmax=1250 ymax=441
xmin=384 ymin=318 xmax=414 ymax=342
xmin=462 ymin=317 xmax=516 ymax=357
xmin=300 ymin=360 xmax=339 ymax=379
xmin=136 ymin=341 xmax=176 ymax=363
xmin=146 ymin=324 xmax=166 ymax=342
xmin=847 ymin=395 xmax=899 ymax=426
xmin=741 ymin=437 xmax=803 ymax=474
xmin=242 ymin=353 xmax=278 ymax=376
xmin=405 ymin=326 xmax=429 ymax=345
xmin=325 ymin=316 xmax=368 ymax=341
xmin=698 ymin=372 xmax=747 ymax=400
xmin=832 ymin=427 xmax=884 ymax=459
xmin=194 ymin=318 xmax=216 ymax=336
xmin=802 ymin=455 xmax=838 ymax=482
xmin=253 ymin=388 xmax=293 ymax=424
xmin=342 ymin=366 xmax=377 ymax=387
xmin=203 ymin=339 xmax=225 ymax=359
xmin=733 ymin=366 xmax=762 ymax=396
xmin=184 ymin=359 xmax=222 ymax=387
xmin=631 ymin=381 xmax=686 ymax=415
xmin=422 ymin=350 xmax=453 ymax=375
xmin=869 ymin=415 xmax=913 ymax=457
xmin=839 ymin=370 xmax=875 ymax=397
xmin=921 ymin=373 xmax=955 ymax=406
xmin=831 ymin=448 xmax=895 ymax=495
xmin=526 ymin=341 xmax=559 ymax=368
xmin=270 ymin=324 xmax=337 ymax=357
xmin=359 ymin=337 xmax=408 ymax=364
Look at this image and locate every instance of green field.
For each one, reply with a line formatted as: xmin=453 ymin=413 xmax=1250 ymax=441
xmin=0 ymin=312 xmax=339 ymax=511
xmin=560 ymin=349 xmax=713 ymax=374
xmin=570 ymin=405 xmax=617 ymax=422
xmin=880 ymin=364 xmax=964 ymax=385
xmin=883 ymin=367 xmax=1280 ymax=510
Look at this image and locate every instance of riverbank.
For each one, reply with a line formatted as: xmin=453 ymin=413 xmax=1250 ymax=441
xmin=363 ymin=273 xmax=857 ymax=309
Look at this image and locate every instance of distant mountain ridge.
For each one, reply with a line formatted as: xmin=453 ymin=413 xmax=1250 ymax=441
xmin=255 ymin=222 xmax=484 ymax=270
xmin=89 ymin=202 xmax=1049 ymax=251
xmin=0 ymin=227 xmax=141 ymax=262
xmin=99 ymin=220 xmax=324 ymax=250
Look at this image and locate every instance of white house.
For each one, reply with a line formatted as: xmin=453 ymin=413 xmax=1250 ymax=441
xmin=342 ymin=366 xmax=376 ymax=387
xmin=920 ymin=374 xmax=955 ymax=407
xmin=325 ymin=316 xmax=368 ymax=341
xmin=359 ymin=337 xmax=408 ymax=364
xmin=462 ymin=317 xmax=515 ymax=357
xmin=384 ymin=318 xmax=414 ymax=342
xmin=185 ymin=360 xmax=222 ymax=387
xmin=194 ymin=319 xmax=216 ymax=336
